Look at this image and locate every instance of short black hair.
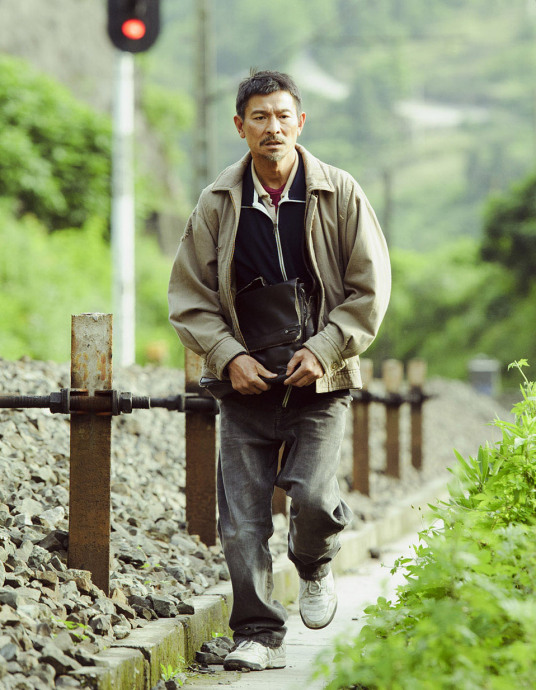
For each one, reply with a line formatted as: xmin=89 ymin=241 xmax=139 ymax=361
xmin=235 ymin=69 xmax=302 ymax=120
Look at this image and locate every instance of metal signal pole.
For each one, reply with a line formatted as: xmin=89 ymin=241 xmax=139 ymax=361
xmin=111 ymin=50 xmax=136 ymax=367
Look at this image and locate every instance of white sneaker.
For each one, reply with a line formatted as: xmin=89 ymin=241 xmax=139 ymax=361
xmin=223 ymin=640 xmax=286 ymax=671
xmin=299 ymin=570 xmax=337 ymax=629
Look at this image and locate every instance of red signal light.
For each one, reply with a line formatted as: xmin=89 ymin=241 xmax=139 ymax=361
xmin=108 ymin=0 xmax=160 ymax=53
xmin=121 ymin=18 xmax=146 ymax=40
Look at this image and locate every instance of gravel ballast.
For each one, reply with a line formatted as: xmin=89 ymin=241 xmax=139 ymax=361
xmin=0 ymin=357 xmax=512 ymax=689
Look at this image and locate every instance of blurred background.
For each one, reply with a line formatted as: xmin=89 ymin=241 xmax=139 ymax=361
xmin=0 ymin=0 xmax=535 ymax=388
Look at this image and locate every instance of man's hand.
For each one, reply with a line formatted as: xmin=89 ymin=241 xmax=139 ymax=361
xmin=228 ymin=354 xmax=278 ymax=395
xmin=284 ymin=348 xmax=324 ymax=387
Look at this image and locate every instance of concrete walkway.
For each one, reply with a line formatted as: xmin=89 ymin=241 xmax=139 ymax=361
xmin=184 ymin=532 xmax=417 ymax=689
xmin=73 ymin=479 xmax=446 ymax=689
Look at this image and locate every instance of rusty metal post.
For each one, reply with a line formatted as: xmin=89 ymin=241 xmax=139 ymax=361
xmin=383 ymin=359 xmax=404 ymax=479
xmin=69 ymin=313 xmax=113 ymax=595
xmin=352 ymin=358 xmax=374 ymax=495
xmin=184 ymin=348 xmax=218 ymax=546
xmin=408 ymin=359 xmax=427 ymax=471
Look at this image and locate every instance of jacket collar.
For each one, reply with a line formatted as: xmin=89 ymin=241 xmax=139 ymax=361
xmin=211 ymin=144 xmax=335 ymax=194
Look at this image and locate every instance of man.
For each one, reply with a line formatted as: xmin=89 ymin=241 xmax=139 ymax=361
xmin=168 ymin=70 xmax=390 ymax=672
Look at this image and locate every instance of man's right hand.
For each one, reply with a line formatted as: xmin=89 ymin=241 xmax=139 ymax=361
xmin=227 ymin=354 xmax=278 ymax=395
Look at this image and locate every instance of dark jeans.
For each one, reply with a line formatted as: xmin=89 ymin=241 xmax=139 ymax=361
xmin=217 ymin=391 xmax=353 ymax=647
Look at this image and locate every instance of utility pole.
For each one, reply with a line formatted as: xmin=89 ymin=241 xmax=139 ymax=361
xmin=195 ymin=0 xmax=215 ymax=196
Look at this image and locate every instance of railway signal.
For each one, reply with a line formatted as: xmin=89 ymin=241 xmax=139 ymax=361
xmin=107 ymin=0 xmax=160 ymax=53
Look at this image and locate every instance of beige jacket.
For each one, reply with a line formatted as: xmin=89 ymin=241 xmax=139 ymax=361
xmin=168 ymin=145 xmax=391 ymax=392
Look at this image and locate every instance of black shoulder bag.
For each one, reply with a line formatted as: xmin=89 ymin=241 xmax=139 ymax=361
xmin=200 ymin=277 xmax=315 ymax=398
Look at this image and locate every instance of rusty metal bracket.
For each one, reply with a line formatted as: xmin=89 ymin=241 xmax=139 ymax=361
xmin=0 ymin=390 xmax=219 ymax=416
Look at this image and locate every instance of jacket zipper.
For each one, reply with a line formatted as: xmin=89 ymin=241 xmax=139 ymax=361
xmin=273 ymin=205 xmax=288 ymax=282
xmin=275 ymin=200 xmax=293 ymax=408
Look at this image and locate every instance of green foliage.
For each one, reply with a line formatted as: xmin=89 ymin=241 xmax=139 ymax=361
xmin=0 ymin=54 xmax=187 ymax=368
xmin=149 ymin=0 xmax=536 ymax=253
xmin=315 ymin=362 xmax=536 ymax=689
xmin=368 ymin=234 xmax=536 ymax=380
xmin=481 ymin=171 xmax=536 ymax=294
xmin=0 ymin=55 xmax=111 ymax=231
xmin=160 ymin=656 xmax=186 ymax=683
xmin=51 ymin=616 xmax=90 ymax=642
xmin=370 ymin=238 xmax=508 ymax=377
xmin=0 ymin=201 xmax=183 ymax=367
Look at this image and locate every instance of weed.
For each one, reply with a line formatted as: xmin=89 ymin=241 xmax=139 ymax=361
xmin=160 ymin=656 xmax=186 ymax=684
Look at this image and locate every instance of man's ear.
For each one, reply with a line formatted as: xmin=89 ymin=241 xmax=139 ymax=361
xmin=234 ymin=115 xmax=246 ymax=138
xmin=297 ymin=111 xmax=306 ymax=136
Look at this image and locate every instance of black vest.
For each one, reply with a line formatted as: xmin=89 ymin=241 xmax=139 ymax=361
xmin=233 ymin=155 xmax=313 ymax=293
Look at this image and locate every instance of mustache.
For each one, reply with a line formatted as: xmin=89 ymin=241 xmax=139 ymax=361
xmin=260 ymin=136 xmax=284 ymax=145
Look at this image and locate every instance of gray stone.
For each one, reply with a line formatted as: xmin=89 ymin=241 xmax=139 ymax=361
xmin=52 ymin=631 xmax=75 ymax=653
xmin=148 ymin=595 xmax=178 ymax=617
xmin=55 ymin=676 xmax=84 ymax=688
xmin=113 ymin=600 xmax=136 ymax=620
xmin=0 ymin=589 xmax=25 ymax=608
xmin=28 ymin=544 xmax=51 ymax=569
xmin=37 ymin=506 xmax=65 ymax=528
xmin=165 ymin=564 xmax=188 ymax=584
xmin=69 ymin=569 xmax=95 ymax=595
xmin=0 ymin=510 xmax=11 ymax=527
xmin=89 ymin=614 xmax=112 ymax=636
xmin=36 ymin=532 xmax=64 ymax=554
xmin=176 ymin=600 xmax=195 ymax=615
xmin=13 ymin=513 xmax=33 ymax=528
xmin=92 ymin=597 xmax=116 ymax=616
xmin=35 ymin=663 xmax=56 ymax=685
xmin=17 ymin=603 xmax=42 ymax=620
xmin=112 ymin=624 xmax=131 ymax=639
xmin=60 ymin=580 xmax=79 ymax=599
xmin=48 ymin=554 xmax=67 ymax=572
xmin=203 ymin=636 xmax=233 ymax=655
xmin=196 ymin=650 xmax=224 ymax=665
xmin=39 ymin=643 xmax=82 ymax=675
xmin=18 ymin=497 xmax=43 ymax=517
xmin=0 ymin=642 xmax=19 ymax=661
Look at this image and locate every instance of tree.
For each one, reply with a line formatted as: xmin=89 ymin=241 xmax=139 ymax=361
xmin=481 ymin=171 xmax=536 ymax=294
xmin=0 ymin=55 xmax=111 ymax=231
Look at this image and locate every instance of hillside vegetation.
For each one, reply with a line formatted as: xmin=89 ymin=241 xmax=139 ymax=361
xmin=0 ymin=1 xmax=534 ymax=378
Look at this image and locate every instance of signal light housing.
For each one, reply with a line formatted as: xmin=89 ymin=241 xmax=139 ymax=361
xmin=107 ymin=0 xmax=160 ymax=53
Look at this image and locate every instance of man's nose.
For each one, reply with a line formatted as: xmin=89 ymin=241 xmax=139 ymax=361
xmin=265 ymin=115 xmax=281 ymax=133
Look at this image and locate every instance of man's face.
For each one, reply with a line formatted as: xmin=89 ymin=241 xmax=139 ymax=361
xmin=234 ymin=91 xmax=306 ymax=165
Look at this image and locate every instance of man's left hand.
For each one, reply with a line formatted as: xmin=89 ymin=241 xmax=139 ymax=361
xmin=284 ymin=348 xmax=324 ymax=387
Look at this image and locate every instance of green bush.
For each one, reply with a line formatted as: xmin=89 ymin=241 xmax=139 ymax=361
xmin=0 ymin=201 xmax=182 ymax=367
xmin=481 ymin=172 xmax=536 ymax=295
xmin=0 ymin=55 xmax=111 ymax=231
xmin=315 ymin=361 xmax=536 ymax=689
xmin=369 ymin=238 xmax=536 ymax=382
